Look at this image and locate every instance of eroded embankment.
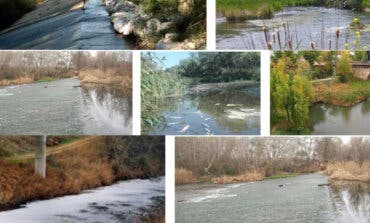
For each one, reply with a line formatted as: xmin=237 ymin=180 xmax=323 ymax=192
xmin=78 ymin=69 xmax=132 ymax=87
xmin=0 ymin=137 xmax=164 ymax=211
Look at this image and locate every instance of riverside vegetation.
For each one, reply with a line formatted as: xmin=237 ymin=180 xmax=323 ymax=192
xmin=216 ymin=0 xmax=370 ymax=50
xmin=141 ymin=52 xmax=260 ymax=134
xmin=175 ymin=136 xmax=370 ymax=185
xmin=271 ymin=50 xmax=370 ymax=135
xmin=0 ymin=51 xmax=132 ymax=87
xmin=217 ymin=0 xmax=370 ymax=21
xmin=103 ymin=0 xmax=206 ymax=49
xmin=0 ymin=136 xmax=165 ymax=221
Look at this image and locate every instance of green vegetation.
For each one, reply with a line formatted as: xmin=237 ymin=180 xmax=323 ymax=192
xmin=0 ymin=0 xmax=39 ymax=30
xmin=36 ymin=77 xmax=57 ymax=82
xmin=141 ymin=52 xmax=260 ymax=133
xmin=132 ymin=0 xmax=206 ymax=45
xmin=271 ymin=50 xmax=370 ymax=134
xmin=217 ymin=0 xmax=369 ymax=21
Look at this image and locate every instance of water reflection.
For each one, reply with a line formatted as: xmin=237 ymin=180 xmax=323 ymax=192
xmin=150 ymin=86 xmax=260 ymax=135
xmin=217 ymin=7 xmax=370 ymax=50
xmin=309 ymin=101 xmax=370 ymax=135
xmin=80 ymin=84 xmax=132 ymax=134
xmin=330 ymin=181 xmax=370 ymax=223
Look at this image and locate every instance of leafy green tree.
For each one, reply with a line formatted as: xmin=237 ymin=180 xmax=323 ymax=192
xmin=337 ymin=51 xmax=353 ymax=83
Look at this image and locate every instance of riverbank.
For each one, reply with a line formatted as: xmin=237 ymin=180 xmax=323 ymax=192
xmin=102 ymin=0 xmax=206 ymax=49
xmin=217 ymin=0 xmax=369 ymax=21
xmin=326 ymin=161 xmax=370 ymax=183
xmin=188 ymin=80 xmax=259 ymax=94
xmin=313 ymin=80 xmax=370 ymax=107
xmin=0 ymin=72 xmax=76 ymax=87
xmin=272 ymin=80 xmax=370 ymax=134
xmin=78 ymin=69 xmax=132 ymax=87
xmin=0 ymin=137 xmax=164 ymax=211
xmin=176 ymin=168 xmax=307 ymax=185
xmin=1 ymin=0 xmax=83 ymax=33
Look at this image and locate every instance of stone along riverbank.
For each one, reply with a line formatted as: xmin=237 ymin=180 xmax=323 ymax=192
xmin=103 ymin=0 xmax=204 ymax=49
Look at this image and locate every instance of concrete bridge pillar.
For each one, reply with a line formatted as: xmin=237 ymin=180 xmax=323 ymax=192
xmin=35 ymin=135 xmax=46 ymax=178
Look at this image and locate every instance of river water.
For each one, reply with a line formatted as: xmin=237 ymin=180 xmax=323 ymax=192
xmin=0 ymin=78 xmax=132 ymax=135
xmin=149 ymin=86 xmax=260 ymax=135
xmin=0 ymin=0 xmax=134 ymax=49
xmin=310 ymin=101 xmax=370 ymax=135
xmin=176 ymin=173 xmax=370 ymax=223
xmin=217 ymin=7 xmax=370 ymax=50
xmin=0 ymin=177 xmax=165 ymax=223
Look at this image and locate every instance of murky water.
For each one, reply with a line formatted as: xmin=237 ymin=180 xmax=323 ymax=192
xmin=217 ymin=7 xmax=370 ymax=50
xmin=0 ymin=177 xmax=165 ymax=223
xmin=310 ymin=101 xmax=370 ymax=135
xmin=0 ymin=0 xmax=134 ymax=49
xmin=0 ymin=78 xmax=132 ymax=135
xmin=149 ymin=86 xmax=260 ymax=135
xmin=176 ymin=173 xmax=370 ymax=223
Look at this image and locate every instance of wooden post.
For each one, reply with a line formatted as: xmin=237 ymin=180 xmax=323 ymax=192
xmin=35 ymin=135 xmax=46 ymax=178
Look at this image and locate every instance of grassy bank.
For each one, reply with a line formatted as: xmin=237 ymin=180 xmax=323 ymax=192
xmin=217 ymin=0 xmax=368 ymax=21
xmin=326 ymin=161 xmax=370 ymax=182
xmin=78 ymin=69 xmax=132 ymax=87
xmin=313 ymin=80 xmax=370 ymax=106
xmin=0 ymin=136 xmax=165 ymax=210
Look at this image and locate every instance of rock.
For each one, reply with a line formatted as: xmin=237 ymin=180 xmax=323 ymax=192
xmin=146 ymin=18 xmax=161 ymax=35
xmin=158 ymin=22 xmax=175 ymax=32
xmin=178 ymin=0 xmax=194 ymax=14
xmin=113 ymin=19 xmax=134 ymax=35
xmin=278 ymin=184 xmax=284 ymax=187
xmin=114 ymin=1 xmax=135 ymax=12
xmin=163 ymin=33 xmax=178 ymax=43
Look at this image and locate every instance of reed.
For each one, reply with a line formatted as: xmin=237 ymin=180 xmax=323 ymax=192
xmin=141 ymin=57 xmax=188 ymax=133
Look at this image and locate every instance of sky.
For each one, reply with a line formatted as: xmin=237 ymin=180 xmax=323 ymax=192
xmin=151 ymin=52 xmax=192 ymax=69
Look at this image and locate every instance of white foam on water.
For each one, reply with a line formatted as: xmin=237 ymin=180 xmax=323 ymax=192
xmin=0 ymin=89 xmax=13 ymax=97
xmin=226 ymin=109 xmax=260 ymax=119
xmin=0 ymin=177 xmax=165 ymax=223
xmin=186 ymin=187 xmax=237 ymax=203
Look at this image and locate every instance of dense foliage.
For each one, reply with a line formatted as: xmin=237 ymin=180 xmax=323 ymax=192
xmin=271 ymin=50 xmax=370 ymax=134
xmin=132 ymin=0 xmax=206 ymax=42
xmin=175 ymin=52 xmax=260 ymax=83
xmin=106 ymin=136 xmax=165 ymax=179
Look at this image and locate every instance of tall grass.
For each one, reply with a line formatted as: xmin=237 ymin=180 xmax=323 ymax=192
xmin=141 ymin=57 xmax=188 ymax=133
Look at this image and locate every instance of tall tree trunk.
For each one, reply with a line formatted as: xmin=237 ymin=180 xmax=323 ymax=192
xmin=35 ymin=135 xmax=46 ymax=178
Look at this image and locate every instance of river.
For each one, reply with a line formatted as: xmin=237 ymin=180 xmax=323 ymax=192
xmin=0 ymin=177 xmax=165 ymax=223
xmin=217 ymin=7 xmax=370 ymax=50
xmin=0 ymin=0 xmax=134 ymax=49
xmin=0 ymin=78 xmax=132 ymax=135
xmin=149 ymin=85 xmax=260 ymax=135
xmin=176 ymin=173 xmax=370 ymax=223
xmin=310 ymin=101 xmax=370 ymax=135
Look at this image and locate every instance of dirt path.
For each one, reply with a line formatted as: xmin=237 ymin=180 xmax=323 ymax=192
xmin=6 ymin=136 xmax=101 ymax=161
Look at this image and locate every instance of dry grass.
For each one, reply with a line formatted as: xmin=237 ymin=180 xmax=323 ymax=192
xmin=0 ymin=77 xmax=34 ymax=86
xmin=0 ymin=137 xmax=114 ymax=210
xmin=175 ymin=168 xmax=196 ymax=185
xmin=326 ymin=161 xmax=370 ymax=182
xmin=78 ymin=69 xmax=132 ymax=88
xmin=213 ymin=171 xmax=264 ymax=184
